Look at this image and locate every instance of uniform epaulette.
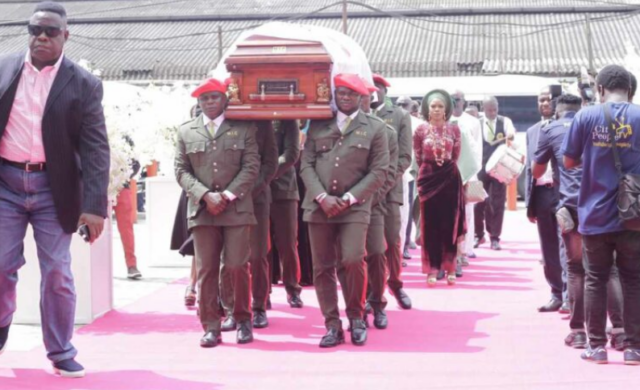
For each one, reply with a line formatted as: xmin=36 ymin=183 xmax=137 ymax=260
xmin=366 ymin=113 xmax=386 ymax=125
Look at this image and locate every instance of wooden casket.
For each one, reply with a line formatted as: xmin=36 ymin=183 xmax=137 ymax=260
xmin=224 ymin=35 xmax=334 ymax=120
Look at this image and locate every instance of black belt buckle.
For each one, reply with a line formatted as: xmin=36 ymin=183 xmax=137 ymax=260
xmin=25 ymin=162 xmax=44 ymax=172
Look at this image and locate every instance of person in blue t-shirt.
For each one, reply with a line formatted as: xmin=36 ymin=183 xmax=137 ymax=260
xmin=561 ymin=65 xmax=640 ymax=365
xmin=534 ymin=94 xmax=625 ymax=351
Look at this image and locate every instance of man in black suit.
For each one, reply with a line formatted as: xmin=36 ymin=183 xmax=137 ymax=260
xmin=0 ymin=2 xmax=110 ymax=378
xmin=525 ymin=87 xmax=566 ymax=313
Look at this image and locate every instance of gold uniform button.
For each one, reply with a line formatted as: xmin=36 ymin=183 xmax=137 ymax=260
xmin=336 ymin=157 xmax=340 ymax=161
xmin=322 ymin=145 xmax=327 ymax=149
xmin=338 ymin=142 xmax=343 ymax=146
xmin=332 ymin=186 xmax=337 ymax=190
xmin=333 ymin=180 xmax=337 ymax=184
xmin=213 ymin=147 xmax=217 ymax=150
xmin=358 ymin=144 xmax=362 ymax=148
xmin=213 ymin=162 xmax=217 ymax=166
xmin=214 ymin=169 xmax=218 ymax=173
xmin=335 ymin=163 xmax=339 ymax=167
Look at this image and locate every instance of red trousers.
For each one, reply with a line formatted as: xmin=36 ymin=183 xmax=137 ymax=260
xmin=114 ymin=188 xmax=137 ymax=268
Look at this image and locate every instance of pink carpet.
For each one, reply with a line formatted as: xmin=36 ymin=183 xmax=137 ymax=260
xmin=1 ymin=211 xmax=638 ymax=389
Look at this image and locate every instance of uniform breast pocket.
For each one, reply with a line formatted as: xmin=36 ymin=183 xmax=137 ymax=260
xmin=315 ymin=138 xmax=334 ymax=159
xmin=348 ymin=137 xmax=371 ymax=154
xmin=224 ymin=138 xmax=245 ymax=165
xmin=186 ymin=141 xmax=207 ymax=167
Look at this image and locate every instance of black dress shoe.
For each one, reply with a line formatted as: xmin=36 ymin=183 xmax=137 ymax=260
xmin=436 ymin=269 xmax=446 ymax=280
xmin=200 ymin=331 xmax=222 ymax=348
xmin=350 ymin=319 xmax=367 ymax=346
xmin=0 ymin=323 xmax=9 ymax=355
xmin=253 ymin=310 xmax=269 ymax=329
xmin=455 ymin=263 xmax=463 ymax=278
xmin=403 ymin=248 xmax=411 ymax=260
xmin=266 ymin=297 xmax=272 ymax=310
xmin=373 ymin=310 xmax=388 ymax=329
xmin=474 ymin=237 xmax=486 ymax=249
xmin=236 ymin=321 xmax=254 ymax=344
xmin=490 ymin=239 xmax=501 ymax=251
xmin=538 ymin=299 xmax=562 ymax=312
xmin=391 ymin=288 xmax=412 ymax=310
xmin=319 ymin=328 xmax=345 ymax=348
xmin=364 ymin=301 xmax=372 ymax=314
xmin=564 ymin=331 xmax=587 ymax=349
xmin=221 ymin=316 xmax=237 ymax=332
xmin=287 ymin=294 xmax=304 ymax=309
xmin=559 ymin=301 xmax=571 ymax=314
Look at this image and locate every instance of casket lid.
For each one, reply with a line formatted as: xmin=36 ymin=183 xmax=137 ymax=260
xmin=225 ymin=35 xmax=332 ymax=66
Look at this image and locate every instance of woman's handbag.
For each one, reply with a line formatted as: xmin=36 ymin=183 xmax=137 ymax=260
xmin=604 ymin=104 xmax=640 ymax=231
xmin=464 ymin=180 xmax=488 ymax=204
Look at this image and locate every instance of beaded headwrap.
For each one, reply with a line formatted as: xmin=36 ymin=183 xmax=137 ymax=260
xmin=421 ymin=89 xmax=453 ymax=122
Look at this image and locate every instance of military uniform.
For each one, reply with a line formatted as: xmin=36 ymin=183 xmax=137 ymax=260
xmin=175 ymin=115 xmax=260 ymax=333
xmin=270 ymin=120 xmax=303 ymax=298
xmin=301 ymin=111 xmax=389 ymax=330
xmin=220 ymin=121 xmax=278 ymax=315
xmin=375 ymin=103 xmax=412 ymax=293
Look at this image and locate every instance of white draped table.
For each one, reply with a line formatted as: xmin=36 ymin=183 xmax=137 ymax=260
xmin=14 ymin=216 xmax=113 ymax=325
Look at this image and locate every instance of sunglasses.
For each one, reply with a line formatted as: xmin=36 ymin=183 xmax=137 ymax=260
xmin=27 ymin=24 xmax=64 ymax=38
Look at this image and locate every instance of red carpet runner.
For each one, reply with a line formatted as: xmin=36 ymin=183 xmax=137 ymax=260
xmin=0 ymin=211 xmax=636 ymax=389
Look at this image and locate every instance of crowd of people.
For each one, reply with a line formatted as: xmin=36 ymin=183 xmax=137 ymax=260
xmin=1 ymin=1 xmax=640 ymax=381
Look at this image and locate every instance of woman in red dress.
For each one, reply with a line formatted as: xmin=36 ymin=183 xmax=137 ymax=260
xmin=414 ymin=90 xmax=466 ymax=286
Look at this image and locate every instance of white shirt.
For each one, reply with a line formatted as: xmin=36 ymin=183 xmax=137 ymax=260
xmin=202 ymin=112 xmax=225 ymax=137
xmin=336 ymin=109 xmax=359 ymax=133
xmin=481 ymin=115 xmax=516 ymax=142
xmin=451 ymin=112 xmax=483 ymax=167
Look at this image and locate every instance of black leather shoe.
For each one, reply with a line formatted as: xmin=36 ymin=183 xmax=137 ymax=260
xmin=200 ymin=331 xmax=222 ymax=348
xmin=253 ymin=310 xmax=269 ymax=329
xmin=266 ymin=297 xmax=272 ymax=310
xmin=559 ymin=301 xmax=571 ymax=314
xmin=221 ymin=316 xmax=237 ymax=332
xmin=319 ymin=327 xmax=345 ymax=348
xmin=350 ymin=319 xmax=367 ymax=346
xmin=236 ymin=321 xmax=254 ymax=344
xmin=474 ymin=237 xmax=486 ymax=249
xmin=490 ymin=239 xmax=501 ymax=251
xmin=564 ymin=331 xmax=587 ymax=349
xmin=538 ymin=298 xmax=562 ymax=312
xmin=455 ymin=263 xmax=463 ymax=278
xmin=373 ymin=310 xmax=388 ymax=330
xmin=436 ymin=270 xmax=446 ymax=280
xmin=287 ymin=294 xmax=304 ymax=309
xmin=364 ymin=301 xmax=372 ymax=314
xmin=391 ymin=288 xmax=412 ymax=310
xmin=0 ymin=323 xmax=9 ymax=355
xmin=403 ymin=248 xmax=411 ymax=260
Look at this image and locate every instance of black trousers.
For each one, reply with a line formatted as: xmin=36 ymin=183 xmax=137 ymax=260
xmin=474 ymin=173 xmax=506 ymax=241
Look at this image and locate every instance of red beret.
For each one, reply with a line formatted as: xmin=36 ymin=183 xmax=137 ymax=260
xmin=372 ymin=74 xmax=391 ymax=88
xmin=334 ymin=73 xmax=369 ymax=96
xmin=191 ymin=78 xmax=227 ymax=98
xmin=360 ymin=77 xmax=379 ymax=94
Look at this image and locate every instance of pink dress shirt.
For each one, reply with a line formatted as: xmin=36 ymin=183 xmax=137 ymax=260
xmin=0 ymin=52 xmax=63 ymax=163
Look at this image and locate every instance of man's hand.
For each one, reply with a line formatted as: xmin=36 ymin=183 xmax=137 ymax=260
xmin=319 ymin=196 xmax=347 ymax=218
xmin=77 ymin=213 xmax=104 ymax=244
xmin=528 ymin=216 xmax=537 ymax=224
xmin=204 ymin=192 xmax=229 ymax=216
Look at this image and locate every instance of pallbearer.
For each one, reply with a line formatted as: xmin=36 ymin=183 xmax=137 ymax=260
xmin=358 ymin=79 xmax=399 ymax=329
xmin=220 ymin=120 xmax=278 ymax=331
xmin=270 ymin=120 xmax=304 ymax=308
xmin=371 ymin=74 xmax=413 ymax=310
xmin=175 ymin=78 xmax=260 ymax=347
xmin=301 ymin=74 xmax=389 ymax=347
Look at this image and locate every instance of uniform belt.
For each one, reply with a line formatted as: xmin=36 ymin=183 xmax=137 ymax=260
xmin=1 ymin=158 xmax=47 ymax=172
xmin=536 ymin=182 xmax=554 ymax=189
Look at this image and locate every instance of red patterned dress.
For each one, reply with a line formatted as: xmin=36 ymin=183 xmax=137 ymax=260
xmin=414 ymin=122 xmax=466 ymax=274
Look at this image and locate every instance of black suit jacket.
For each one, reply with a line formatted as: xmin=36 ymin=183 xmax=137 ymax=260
xmin=0 ymin=52 xmax=110 ymax=233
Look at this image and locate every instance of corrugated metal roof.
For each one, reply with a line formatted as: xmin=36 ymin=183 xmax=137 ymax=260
xmin=1 ymin=0 xmax=638 ymax=22
xmin=2 ymin=10 xmax=640 ymax=79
